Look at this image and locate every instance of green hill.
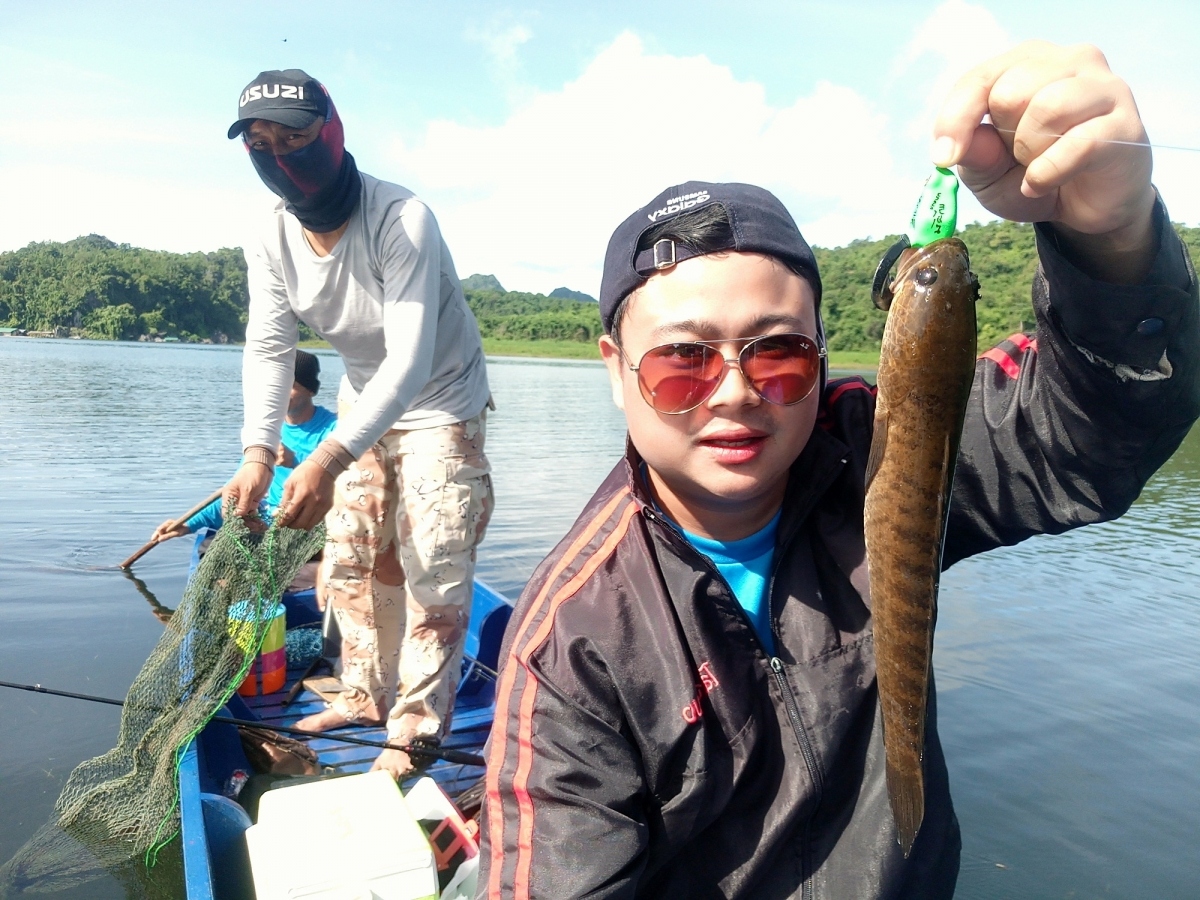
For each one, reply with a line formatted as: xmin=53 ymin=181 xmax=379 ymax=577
xmin=0 ymin=235 xmax=247 ymax=341
xmin=463 ymin=288 xmax=602 ymax=343
xmin=461 ymin=273 xmax=505 ymax=292
xmin=549 ymin=286 xmax=597 ymax=303
xmin=4 ymin=222 xmax=1199 ymax=352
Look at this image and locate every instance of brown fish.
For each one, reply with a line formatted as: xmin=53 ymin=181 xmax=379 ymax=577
xmin=865 ymin=237 xmax=978 ymax=856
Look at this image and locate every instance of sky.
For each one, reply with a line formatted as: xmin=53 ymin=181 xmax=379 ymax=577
xmin=3 ymin=0 xmax=1200 ymax=297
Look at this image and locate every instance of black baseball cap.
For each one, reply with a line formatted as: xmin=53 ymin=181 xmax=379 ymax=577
xmin=227 ymin=69 xmax=328 ymax=139
xmin=294 ymin=350 xmax=321 ymax=395
xmin=599 ymin=181 xmax=823 ymax=334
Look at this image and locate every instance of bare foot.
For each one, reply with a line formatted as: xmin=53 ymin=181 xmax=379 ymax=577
xmin=371 ymin=747 xmax=416 ymax=781
xmin=294 ymin=708 xmax=381 ymax=733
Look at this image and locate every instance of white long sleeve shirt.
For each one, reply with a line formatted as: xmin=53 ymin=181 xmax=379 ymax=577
xmin=241 ymin=174 xmax=490 ymax=460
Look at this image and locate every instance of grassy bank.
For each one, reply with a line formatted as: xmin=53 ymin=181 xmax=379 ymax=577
xmin=484 ymin=341 xmax=879 ymax=370
xmin=827 ymin=350 xmax=879 ymax=371
xmin=304 ymin=337 xmax=877 ymax=369
xmin=483 ymin=337 xmax=600 ymax=359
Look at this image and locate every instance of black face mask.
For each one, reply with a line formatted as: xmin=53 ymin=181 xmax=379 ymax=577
xmin=248 ymin=105 xmax=362 ymax=233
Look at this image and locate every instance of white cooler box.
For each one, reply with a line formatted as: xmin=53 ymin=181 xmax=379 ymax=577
xmin=244 ymin=770 xmax=439 ymax=900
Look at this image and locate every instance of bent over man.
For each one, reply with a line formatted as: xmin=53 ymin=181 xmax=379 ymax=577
xmin=479 ymin=43 xmax=1200 ymax=898
xmin=222 ymin=69 xmax=494 ymax=779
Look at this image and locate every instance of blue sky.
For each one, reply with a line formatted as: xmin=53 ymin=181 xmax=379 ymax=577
xmin=3 ymin=0 xmax=1199 ymax=295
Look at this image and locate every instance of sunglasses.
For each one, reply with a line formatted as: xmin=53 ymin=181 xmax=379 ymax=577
xmin=624 ymin=332 xmax=825 ymax=414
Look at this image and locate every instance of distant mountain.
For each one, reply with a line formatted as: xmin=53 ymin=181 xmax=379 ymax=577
xmin=549 ymin=286 xmax=597 ymax=303
xmin=462 ymin=285 xmax=603 ymax=343
xmin=462 ymin=273 xmax=505 ymax=292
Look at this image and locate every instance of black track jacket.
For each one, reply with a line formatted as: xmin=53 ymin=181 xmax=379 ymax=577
xmin=478 ymin=200 xmax=1200 ymax=900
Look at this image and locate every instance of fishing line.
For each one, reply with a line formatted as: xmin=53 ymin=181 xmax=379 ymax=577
xmin=990 ymin=126 xmax=1200 ymax=154
xmin=0 ymin=679 xmax=486 ymax=767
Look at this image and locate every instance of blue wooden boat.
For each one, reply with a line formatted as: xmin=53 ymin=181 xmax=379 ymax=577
xmin=177 ymin=562 xmax=512 ymax=900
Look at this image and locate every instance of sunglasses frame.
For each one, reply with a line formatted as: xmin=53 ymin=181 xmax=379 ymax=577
xmin=623 ymin=332 xmax=826 ymax=415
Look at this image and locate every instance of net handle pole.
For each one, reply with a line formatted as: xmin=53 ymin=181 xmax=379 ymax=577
xmin=120 ymin=488 xmax=224 ymax=570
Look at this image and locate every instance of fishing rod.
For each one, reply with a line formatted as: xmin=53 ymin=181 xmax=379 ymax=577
xmin=0 ymin=679 xmax=485 ymax=768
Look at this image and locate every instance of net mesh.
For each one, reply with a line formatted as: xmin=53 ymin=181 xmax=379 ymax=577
xmin=0 ymin=517 xmax=325 ymax=896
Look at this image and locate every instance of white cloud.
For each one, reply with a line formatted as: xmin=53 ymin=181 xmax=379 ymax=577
xmin=0 ymin=163 xmax=268 ymax=254
xmin=0 ymin=118 xmax=186 ymax=148
xmin=0 ymin=98 xmax=264 ymax=253
xmin=463 ymin=18 xmax=536 ymax=107
xmin=893 ymin=0 xmax=1012 ymax=143
xmin=466 ymin=23 xmax=533 ymax=69
xmin=389 ymin=32 xmax=912 ymax=296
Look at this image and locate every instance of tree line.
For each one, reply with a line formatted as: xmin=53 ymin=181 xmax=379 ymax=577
xmin=4 ymin=222 xmax=1199 ymax=350
xmin=0 ymin=234 xmax=248 ymax=342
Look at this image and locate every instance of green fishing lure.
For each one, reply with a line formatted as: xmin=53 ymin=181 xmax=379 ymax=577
xmin=906 ymin=166 xmax=959 ymax=248
xmin=872 ymin=167 xmax=962 ymax=309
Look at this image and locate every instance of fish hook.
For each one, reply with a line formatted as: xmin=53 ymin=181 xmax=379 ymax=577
xmin=871 ymin=236 xmax=911 ymax=311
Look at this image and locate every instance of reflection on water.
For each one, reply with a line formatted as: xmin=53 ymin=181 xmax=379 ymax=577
xmin=0 ymin=338 xmax=1197 ymax=898
xmin=121 ymin=571 xmax=174 ymax=624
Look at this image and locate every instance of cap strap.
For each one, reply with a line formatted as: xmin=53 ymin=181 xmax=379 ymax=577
xmin=634 ymin=240 xmax=712 ymax=276
xmin=652 ymin=239 xmax=676 ymax=270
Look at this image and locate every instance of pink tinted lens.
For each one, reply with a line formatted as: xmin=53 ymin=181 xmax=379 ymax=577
xmin=636 ymin=343 xmax=725 ymax=413
xmin=741 ymin=334 xmax=820 ymax=404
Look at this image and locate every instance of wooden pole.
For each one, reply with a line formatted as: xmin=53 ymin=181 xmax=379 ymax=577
xmin=119 ymin=488 xmax=224 ymax=570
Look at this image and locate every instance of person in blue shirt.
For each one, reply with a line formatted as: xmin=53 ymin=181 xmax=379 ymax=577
xmin=151 ymin=350 xmax=336 ymax=541
xmin=273 ymin=349 xmax=338 ymax=470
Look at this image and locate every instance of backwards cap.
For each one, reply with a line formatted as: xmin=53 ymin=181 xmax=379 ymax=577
xmin=598 ymin=181 xmax=823 ymax=334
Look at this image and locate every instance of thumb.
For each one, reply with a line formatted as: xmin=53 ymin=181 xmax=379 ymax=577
xmin=276 ymin=477 xmax=297 ymax=526
xmin=233 ymin=478 xmax=255 ymax=517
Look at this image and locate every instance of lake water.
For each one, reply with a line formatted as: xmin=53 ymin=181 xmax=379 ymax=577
xmin=0 ymin=338 xmax=1197 ymax=899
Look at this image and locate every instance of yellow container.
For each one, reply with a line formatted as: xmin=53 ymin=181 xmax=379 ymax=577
xmin=228 ymin=600 xmax=287 ymax=696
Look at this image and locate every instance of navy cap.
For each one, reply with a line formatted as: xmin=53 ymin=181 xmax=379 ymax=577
xmin=598 ymin=181 xmax=823 ymax=334
xmin=294 ymin=349 xmax=321 ymax=395
xmin=227 ymin=69 xmax=329 ymax=139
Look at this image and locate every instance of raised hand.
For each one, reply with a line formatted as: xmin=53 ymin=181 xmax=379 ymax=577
xmin=933 ymin=41 xmax=1157 ymax=282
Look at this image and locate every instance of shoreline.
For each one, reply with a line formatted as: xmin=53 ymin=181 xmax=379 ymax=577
xmin=304 ymin=337 xmax=880 ymax=370
xmin=3 ymin=333 xmax=879 ymax=372
xmin=481 ymin=339 xmax=881 ymax=372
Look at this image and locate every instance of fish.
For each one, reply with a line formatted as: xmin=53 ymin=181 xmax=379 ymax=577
xmin=865 ymin=236 xmax=979 ymax=856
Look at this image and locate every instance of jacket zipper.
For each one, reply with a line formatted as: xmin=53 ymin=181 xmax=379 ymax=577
xmin=771 ymin=656 xmax=821 ymax=899
xmin=765 ymin=510 xmax=827 ymax=900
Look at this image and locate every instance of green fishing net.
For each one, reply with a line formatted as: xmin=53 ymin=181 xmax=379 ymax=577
xmin=0 ymin=517 xmax=325 ymax=897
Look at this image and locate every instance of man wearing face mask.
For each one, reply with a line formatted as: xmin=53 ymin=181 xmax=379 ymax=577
xmin=223 ymin=69 xmax=494 ymax=780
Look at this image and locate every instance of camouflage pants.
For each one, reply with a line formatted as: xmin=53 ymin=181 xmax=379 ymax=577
xmin=320 ymin=412 xmax=493 ymax=744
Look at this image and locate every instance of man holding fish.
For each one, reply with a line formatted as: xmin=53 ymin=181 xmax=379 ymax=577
xmin=480 ymin=41 xmax=1200 ymax=899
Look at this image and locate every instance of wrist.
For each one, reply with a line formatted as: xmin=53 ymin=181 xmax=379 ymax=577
xmin=1049 ymin=187 xmax=1159 ymax=285
xmin=242 ymin=445 xmax=276 ymax=471
xmin=307 ymin=439 xmax=355 ymax=479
